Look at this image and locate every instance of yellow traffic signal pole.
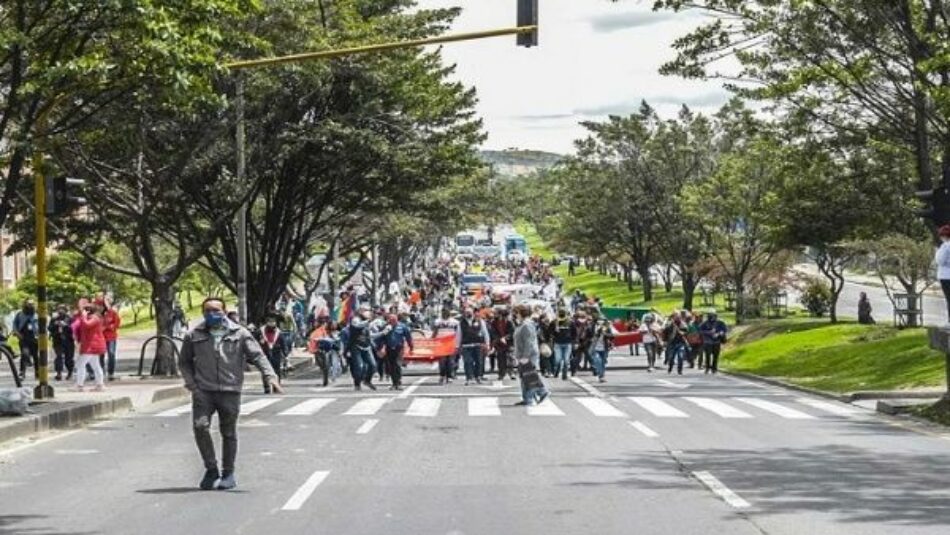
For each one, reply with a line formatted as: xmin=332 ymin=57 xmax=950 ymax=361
xmin=33 ymin=122 xmax=54 ymax=399
xmin=226 ymin=24 xmax=537 ymax=322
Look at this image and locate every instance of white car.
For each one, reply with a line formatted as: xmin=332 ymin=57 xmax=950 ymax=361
xmin=507 ymin=250 xmax=525 ymax=262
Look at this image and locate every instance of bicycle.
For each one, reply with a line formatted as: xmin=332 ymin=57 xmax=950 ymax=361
xmin=314 ymin=339 xmax=343 ymax=387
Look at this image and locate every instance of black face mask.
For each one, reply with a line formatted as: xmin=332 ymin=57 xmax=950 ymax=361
xmin=24 ymin=306 xmax=35 ymax=314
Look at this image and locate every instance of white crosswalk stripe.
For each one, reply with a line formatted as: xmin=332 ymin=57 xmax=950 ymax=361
xmin=734 ymin=397 xmax=815 ymax=419
xmin=240 ymin=398 xmax=281 ymax=416
xmin=628 ymin=397 xmax=689 ymax=418
xmin=527 ymin=399 xmax=564 ymax=416
xmin=683 ymin=397 xmax=752 ymax=419
xmin=796 ymin=398 xmax=863 ymax=417
xmin=343 ymin=398 xmax=389 ymax=416
xmin=155 ymin=403 xmax=191 ymax=417
xmin=576 ymin=397 xmax=626 ymax=417
xmin=468 ymin=397 xmax=501 ymax=416
xmin=406 ymin=397 xmax=441 ymax=417
xmin=278 ymin=398 xmax=336 ymax=416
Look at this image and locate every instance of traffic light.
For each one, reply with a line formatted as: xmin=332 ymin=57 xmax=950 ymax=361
xmin=915 ymin=183 xmax=950 ymax=226
xmin=517 ymin=0 xmax=538 ymax=47
xmin=45 ymin=175 xmax=87 ymax=216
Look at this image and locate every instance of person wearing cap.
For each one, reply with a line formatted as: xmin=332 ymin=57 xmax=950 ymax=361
xmin=936 ymin=225 xmax=950 ymax=326
xmin=699 ymin=310 xmax=728 ymax=374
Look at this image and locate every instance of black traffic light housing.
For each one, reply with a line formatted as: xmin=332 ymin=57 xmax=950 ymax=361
xmin=46 ymin=175 xmax=87 ymax=216
xmin=517 ymin=0 xmax=538 ymax=47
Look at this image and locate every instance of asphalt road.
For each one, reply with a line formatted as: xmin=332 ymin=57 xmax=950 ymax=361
xmin=2 ymin=355 xmax=950 ymax=535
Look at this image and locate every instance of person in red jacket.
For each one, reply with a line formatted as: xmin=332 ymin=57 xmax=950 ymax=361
xmin=75 ymin=300 xmax=107 ymax=391
xmin=101 ymin=300 xmax=122 ymax=381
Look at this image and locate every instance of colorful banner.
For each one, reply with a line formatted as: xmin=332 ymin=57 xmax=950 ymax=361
xmin=405 ymin=332 xmax=457 ymax=361
xmin=334 ymin=294 xmax=355 ymax=325
xmin=613 ymin=331 xmax=643 ymax=347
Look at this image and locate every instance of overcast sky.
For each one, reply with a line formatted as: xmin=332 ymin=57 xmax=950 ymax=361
xmin=414 ymin=0 xmax=731 ymax=154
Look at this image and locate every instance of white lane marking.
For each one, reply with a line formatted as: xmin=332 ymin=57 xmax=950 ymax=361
xmin=693 ymin=471 xmax=751 ymax=508
xmin=405 ymin=397 xmax=441 ymax=417
xmin=155 ymin=403 xmax=191 ymax=417
xmin=53 ymin=449 xmax=99 ymax=455
xmin=240 ymin=398 xmax=281 ymax=416
xmin=397 ymin=377 xmax=428 ymax=399
xmin=628 ymin=397 xmax=689 ymax=418
xmin=344 ymin=398 xmax=389 ymax=416
xmin=468 ymin=397 xmax=501 ymax=416
xmin=281 ymin=470 xmax=331 ymax=511
xmin=279 ymin=398 xmax=336 ymax=416
xmin=576 ymin=397 xmax=626 ymax=417
xmin=796 ymin=398 xmax=862 ymax=417
xmin=628 ymin=421 xmax=659 ymax=438
xmin=734 ymin=398 xmax=815 ymax=419
xmin=683 ymin=397 xmax=752 ymax=419
xmin=527 ymin=399 xmax=565 ymax=416
xmin=570 ymin=376 xmax=605 ymax=398
xmin=356 ymin=419 xmax=379 ymax=434
xmin=0 ymin=430 xmax=83 ymax=457
xmin=656 ymin=379 xmax=689 ymax=389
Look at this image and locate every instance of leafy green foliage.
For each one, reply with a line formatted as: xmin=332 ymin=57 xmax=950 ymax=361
xmin=799 ymin=277 xmax=833 ymax=318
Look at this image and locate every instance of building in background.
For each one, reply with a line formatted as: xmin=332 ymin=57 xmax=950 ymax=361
xmin=0 ymin=230 xmax=31 ymax=289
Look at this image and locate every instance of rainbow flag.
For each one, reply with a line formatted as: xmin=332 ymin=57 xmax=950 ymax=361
xmin=334 ymin=293 xmax=355 ymax=324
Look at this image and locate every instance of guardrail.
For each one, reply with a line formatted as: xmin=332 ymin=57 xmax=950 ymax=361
xmin=136 ymin=335 xmax=184 ymax=377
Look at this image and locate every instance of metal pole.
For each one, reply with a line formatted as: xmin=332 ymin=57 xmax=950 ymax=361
xmin=225 ymin=26 xmax=538 ymax=70
xmin=236 ymin=74 xmax=249 ymax=322
xmin=33 ymin=150 xmax=53 ymax=399
xmin=371 ymin=238 xmax=380 ymax=308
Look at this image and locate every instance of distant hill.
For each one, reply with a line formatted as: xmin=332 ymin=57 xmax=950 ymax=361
xmin=480 ymin=149 xmax=563 ymax=177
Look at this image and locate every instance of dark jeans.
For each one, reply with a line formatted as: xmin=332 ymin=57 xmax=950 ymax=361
xmin=54 ymin=342 xmax=75 ymax=375
xmin=105 ymin=339 xmax=117 ymax=376
xmin=643 ymin=342 xmax=659 ymax=369
xmin=386 ymin=346 xmax=404 ymax=387
xmin=19 ymin=338 xmax=37 ymax=378
xmin=496 ymin=347 xmax=513 ymax=379
xmin=438 ymin=354 xmax=457 ymax=379
xmin=350 ymin=347 xmax=376 ymax=386
xmin=192 ymin=390 xmax=241 ymax=473
xmin=461 ymin=346 xmax=482 ymax=381
xmin=703 ymin=344 xmax=722 ymax=373
xmin=942 ymin=279 xmax=950 ymax=322
xmin=666 ymin=343 xmax=686 ymax=374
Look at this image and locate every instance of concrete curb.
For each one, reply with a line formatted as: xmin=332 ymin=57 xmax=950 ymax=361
xmin=721 ymin=370 xmax=852 ymax=402
xmin=150 ymin=385 xmax=189 ymax=404
xmin=851 ymin=390 xmax=946 ymax=401
xmin=0 ymin=397 xmax=133 ymax=446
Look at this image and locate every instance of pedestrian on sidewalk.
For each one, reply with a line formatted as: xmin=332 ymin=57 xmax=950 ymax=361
xmin=12 ymin=299 xmax=38 ymax=381
xmin=101 ymin=300 xmax=122 ymax=381
xmin=74 ymin=300 xmax=107 ymax=392
xmin=179 ymin=297 xmax=283 ymax=491
xmin=937 ymin=225 xmax=950 ymax=326
xmin=50 ymin=304 xmax=76 ymax=381
xmin=699 ymin=310 xmax=728 ymax=374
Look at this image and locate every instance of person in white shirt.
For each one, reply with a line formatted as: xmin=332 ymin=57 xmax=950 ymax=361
xmin=639 ymin=314 xmax=663 ymax=372
xmin=937 ymin=225 xmax=950 ymax=326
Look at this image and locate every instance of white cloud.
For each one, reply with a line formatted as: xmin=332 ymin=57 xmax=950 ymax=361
xmin=414 ymin=0 xmax=730 ymax=154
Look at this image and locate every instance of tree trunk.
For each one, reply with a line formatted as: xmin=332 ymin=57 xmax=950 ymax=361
xmin=625 ymin=264 xmax=633 ymax=290
xmin=637 ymin=264 xmax=653 ymax=302
xmin=681 ymin=271 xmax=697 ymax=311
xmin=663 ymin=265 xmax=674 ymax=293
xmin=152 ymin=281 xmax=178 ymax=376
xmin=734 ymin=278 xmax=746 ymax=325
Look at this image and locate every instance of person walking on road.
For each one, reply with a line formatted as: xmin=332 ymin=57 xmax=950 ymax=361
xmin=457 ymin=306 xmax=489 ymax=385
xmin=663 ymin=312 xmax=688 ymax=375
xmin=699 ymin=310 xmax=728 ymax=374
xmin=550 ymin=308 xmax=573 ymax=380
xmin=179 ymin=297 xmax=283 ymax=491
xmin=639 ymin=314 xmax=662 ymax=372
xmin=383 ymin=313 xmax=414 ymax=390
xmin=74 ymin=300 xmax=107 ymax=391
xmin=432 ymin=308 xmax=460 ymax=385
xmin=490 ymin=308 xmax=516 ymax=381
xmin=12 ymin=299 xmax=39 ymax=381
xmin=938 ymin=225 xmax=950 ymax=326
xmin=347 ymin=305 xmax=379 ymax=391
xmin=513 ymin=305 xmax=548 ymax=406
xmin=589 ymin=312 xmax=616 ymax=383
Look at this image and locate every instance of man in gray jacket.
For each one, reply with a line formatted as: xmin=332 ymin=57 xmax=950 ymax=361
xmin=180 ymin=297 xmax=283 ymax=491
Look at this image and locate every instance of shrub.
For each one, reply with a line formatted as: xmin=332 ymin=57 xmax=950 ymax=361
xmin=800 ymin=277 xmax=832 ymax=318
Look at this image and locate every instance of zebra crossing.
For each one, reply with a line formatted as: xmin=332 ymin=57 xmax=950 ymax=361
xmin=153 ymin=394 xmax=866 ymax=421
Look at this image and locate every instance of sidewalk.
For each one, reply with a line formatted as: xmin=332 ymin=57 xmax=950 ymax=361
xmin=0 ymin=380 xmax=187 ymax=446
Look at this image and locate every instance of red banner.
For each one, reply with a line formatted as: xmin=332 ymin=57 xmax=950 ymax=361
xmin=613 ymin=331 xmax=643 ymax=347
xmin=406 ymin=332 xmax=457 ymax=361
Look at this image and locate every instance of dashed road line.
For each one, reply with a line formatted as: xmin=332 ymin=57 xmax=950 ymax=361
xmin=356 ymin=419 xmax=378 ymax=434
xmin=693 ymin=471 xmax=751 ymax=508
xmin=281 ymin=470 xmax=331 ymax=511
xmin=628 ymin=420 xmax=659 ymax=438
